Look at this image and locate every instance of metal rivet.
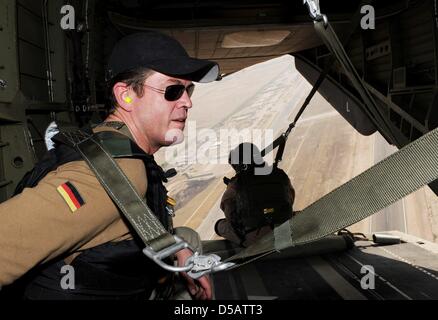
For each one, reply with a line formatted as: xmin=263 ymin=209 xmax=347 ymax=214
xmin=12 ymin=157 xmax=24 ymax=168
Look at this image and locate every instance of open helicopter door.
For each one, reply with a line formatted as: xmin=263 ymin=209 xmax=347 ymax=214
xmin=201 ymin=0 xmax=438 ymax=299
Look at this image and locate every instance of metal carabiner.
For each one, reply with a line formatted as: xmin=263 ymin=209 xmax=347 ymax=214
xmin=142 ymin=235 xmax=195 ymax=273
xmin=303 ymin=0 xmax=328 ymax=27
xmin=143 ymin=235 xmax=235 ymax=278
xmin=186 ymin=253 xmax=235 ymax=279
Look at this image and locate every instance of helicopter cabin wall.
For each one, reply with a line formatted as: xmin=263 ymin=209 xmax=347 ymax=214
xmin=0 ymin=0 xmax=71 ymax=203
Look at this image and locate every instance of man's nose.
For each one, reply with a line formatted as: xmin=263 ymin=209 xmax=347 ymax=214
xmin=178 ymin=90 xmax=193 ymax=109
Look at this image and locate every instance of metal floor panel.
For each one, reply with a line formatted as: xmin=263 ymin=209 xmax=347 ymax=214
xmin=208 ymin=237 xmax=438 ymax=300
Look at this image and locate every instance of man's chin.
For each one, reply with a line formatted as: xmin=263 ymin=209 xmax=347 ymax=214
xmin=164 ymin=128 xmax=185 ymax=146
xmin=163 ymin=138 xmax=184 ymax=146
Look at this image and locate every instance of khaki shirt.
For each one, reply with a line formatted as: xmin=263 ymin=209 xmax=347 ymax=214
xmin=0 ymin=126 xmax=147 ymax=286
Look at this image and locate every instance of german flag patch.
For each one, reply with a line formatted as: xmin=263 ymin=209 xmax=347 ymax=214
xmin=57 ymin=182 xmax=85 ymax=213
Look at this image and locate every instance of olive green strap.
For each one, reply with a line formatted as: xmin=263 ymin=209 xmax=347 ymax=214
xmin=62 ymin=130 xmax=175 ymax=252
xmin=226 ymin=125 xmax=438 ymax=263
xmin=274 ymin=220 xmax=292 ymax=252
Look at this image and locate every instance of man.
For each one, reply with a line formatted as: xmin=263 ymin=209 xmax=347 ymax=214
xmin=0 ymin=32 xmax=219 ymax=299
xmin=215 ymin=143 xmax=295 ymax=247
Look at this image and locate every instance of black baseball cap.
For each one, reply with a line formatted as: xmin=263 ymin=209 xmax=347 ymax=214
xmin=106 ymin=32 xmax=219 ymax=83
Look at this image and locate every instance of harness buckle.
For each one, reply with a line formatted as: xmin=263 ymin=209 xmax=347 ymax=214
xmin=143 ymin=236 xmax=235 ymax=278
xmin=186 ymin=253 xmax=235 ymax=279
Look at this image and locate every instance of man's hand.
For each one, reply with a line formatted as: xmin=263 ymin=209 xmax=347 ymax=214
xmin=175 ymin=248 xmax=213 ymax=300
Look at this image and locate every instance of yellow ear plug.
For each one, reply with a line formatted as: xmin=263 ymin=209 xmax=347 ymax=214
xmin=124 ymin=96 xmax=133 ymax=104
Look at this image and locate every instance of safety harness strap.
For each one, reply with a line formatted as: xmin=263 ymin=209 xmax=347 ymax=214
xmin=226 ymin=124 xmax=438 ymax=264
xmin=269 ymin=65 xmax=327 ymax=166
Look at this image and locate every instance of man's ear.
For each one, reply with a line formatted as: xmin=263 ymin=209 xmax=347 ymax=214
xmin=113 ymin=82 xmax=134 ymax=112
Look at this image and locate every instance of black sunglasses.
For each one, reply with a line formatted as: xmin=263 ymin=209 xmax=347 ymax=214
xmin=143 ymin=83 xmax=195 ymax=101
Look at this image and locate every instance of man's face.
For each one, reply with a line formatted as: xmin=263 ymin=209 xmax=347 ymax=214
xmin=131 ymin=71 xmax=193 ymax=150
